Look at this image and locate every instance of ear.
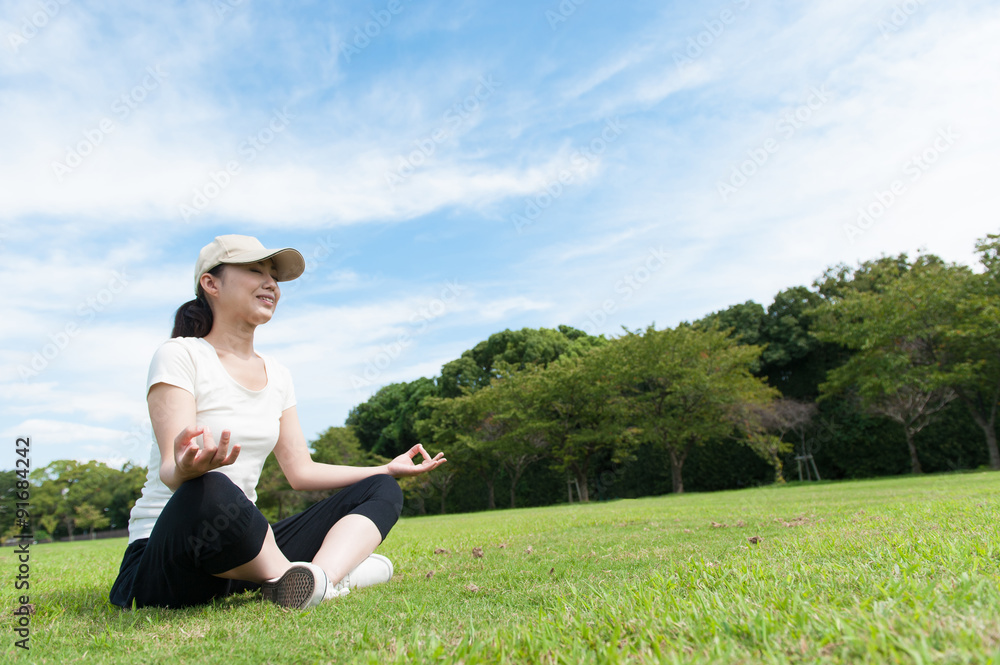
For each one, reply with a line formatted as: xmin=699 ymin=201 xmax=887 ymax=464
xmin=200 ymin=269 xmax=224 ymax=297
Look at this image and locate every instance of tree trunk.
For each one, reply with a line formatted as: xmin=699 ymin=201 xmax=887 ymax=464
xmin=904 ymin=427 xmax=923 ymax=474
xmin=486 ymin=478 xmax=495 ymax=510
xmin=573 ymin=467 xmax=590 ymax=502
xmin=958 ymin=394 xmax=1000 ymax=470
xmin=507 ymin=458 xmax=533 ymax=509
xmin=987 ymin=426 xmax=1000 ymax=471
xmin=772 ymin=454 xmax=785 ymax=484
xmin=668 ymin=448 xmax=685 ymax=494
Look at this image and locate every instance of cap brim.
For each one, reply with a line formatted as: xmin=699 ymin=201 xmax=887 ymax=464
xmin=218 ymin=247 xmax=305 ymax=283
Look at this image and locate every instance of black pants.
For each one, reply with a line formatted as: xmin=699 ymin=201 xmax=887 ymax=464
xmin=109 ymin=472 xmax=403 ymax=608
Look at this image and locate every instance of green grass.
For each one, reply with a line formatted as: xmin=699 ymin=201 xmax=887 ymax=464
xmin=3 ymin=472 xmax=1000 ymax=664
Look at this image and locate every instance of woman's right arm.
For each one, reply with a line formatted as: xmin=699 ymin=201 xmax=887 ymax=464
xmin=148 ymin=382 xmax=240 ymax=491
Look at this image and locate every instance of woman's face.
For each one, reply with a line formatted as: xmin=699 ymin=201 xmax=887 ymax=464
xmin=209 ymin=259 xmax=281 ymax=325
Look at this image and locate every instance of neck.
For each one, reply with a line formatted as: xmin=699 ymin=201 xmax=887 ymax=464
xmin=203 ymin=318 xmax=257 ymax=358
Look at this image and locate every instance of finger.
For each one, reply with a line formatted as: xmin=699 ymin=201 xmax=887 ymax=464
xmin=201 ymin=426 xmax=219 ymax=457
xmin=213 ymin=429 xmax=232 ymax=462
xmin=415 ymin=443 xmax=433 ymax=462
xmin=176 ymin=425 xmax=204 ymax=447
xmin=177 ymin=440 xmax=200 ymax=468
xmin=220 ymin=443 xmax=241 ymax=466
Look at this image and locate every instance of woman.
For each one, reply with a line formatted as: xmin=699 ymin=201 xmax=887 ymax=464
xmin=110 ymin=234 xmax=446 ymax=610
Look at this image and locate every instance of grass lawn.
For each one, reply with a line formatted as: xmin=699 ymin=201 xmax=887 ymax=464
xmin=3 ymin=471 xmax=999 ymax=664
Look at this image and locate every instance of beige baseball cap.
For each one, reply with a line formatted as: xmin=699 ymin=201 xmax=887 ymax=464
xmin=194 ymin=234 xmax=305 ymax=295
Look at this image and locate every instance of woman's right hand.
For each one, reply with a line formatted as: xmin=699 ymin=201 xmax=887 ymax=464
xmin=173 ymin=425 xmax=241 ymax=481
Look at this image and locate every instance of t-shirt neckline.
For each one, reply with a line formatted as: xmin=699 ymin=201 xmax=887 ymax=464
xmin=195 ymin=337 xmax=269 ymax=393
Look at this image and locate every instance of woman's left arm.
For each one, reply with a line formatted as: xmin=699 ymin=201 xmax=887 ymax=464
xmin=274 ymin=405 xmax=447 ymax=491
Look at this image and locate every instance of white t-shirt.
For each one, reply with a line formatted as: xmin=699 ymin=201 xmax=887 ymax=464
xmin=127 ymin=337 xmax=297 ymax=543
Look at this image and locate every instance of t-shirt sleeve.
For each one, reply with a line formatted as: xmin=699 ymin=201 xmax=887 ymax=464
xmin=279 ymin=363 xmax=297 ymax=411
xmin=146 ymin=340 xmax=196 ymax=397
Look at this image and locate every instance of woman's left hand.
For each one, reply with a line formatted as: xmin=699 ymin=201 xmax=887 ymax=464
xmin=386 ymin=444 xmax=447 ymax=478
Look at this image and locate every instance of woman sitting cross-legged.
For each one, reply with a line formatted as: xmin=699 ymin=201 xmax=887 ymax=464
xmin=110 ymin=234 xmax=446 ymax=610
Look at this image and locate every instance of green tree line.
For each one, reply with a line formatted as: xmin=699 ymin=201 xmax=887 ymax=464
xmin=5 ymin=233 xmax=998 ymax=538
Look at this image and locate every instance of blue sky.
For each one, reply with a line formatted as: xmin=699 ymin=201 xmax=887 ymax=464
xmin=3 ymin=0 xmax=998 ymax=470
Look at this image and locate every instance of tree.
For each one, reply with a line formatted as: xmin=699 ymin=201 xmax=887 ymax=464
xmin=813 ymin=257 xmax=967 ymax=473
xmin=814 ymin=254 xmax=915 ymax=299
xmin=488 ymin=370 xmax=548 ymax=508
xmin=527 ymin=349 xmax=636 ymax=502
xmin=255 ymin=453 xmax=307 ymax=522
xmin=695 ymin=301 xmax=765 ymax=347
xmin=417 ymin=395 xmax=501 ymax=510
xmin=760 ymin=287 xmax=825 ymax=368
xmin=74 ymin=503 xmax=110 ymax=539
xmin=0 ymin=470 xmax=19 ymax=538
xmin=38 ymin=514 xmax=59 ymax=541
xmin=697 ymin=288 xmax=835 ymax=399
xmin=934 ymin=234 xmax=1000 ymax=469
xmin=618 ymin=324 xmax=778 ymax=494
xmin=437 ymin=326 xmax=605 ymax=397
xmin=347 ymin=378 xmax=437 ymax=457
xmin=311 ymin=426 xmax=387 ymax=467
xmin=106 ymin=462 xmax=147 ymax=530
xmin=30 ymin=460 xmax=117 ymax=541
xmin=738 ymin=398 xmax=816 ymax=482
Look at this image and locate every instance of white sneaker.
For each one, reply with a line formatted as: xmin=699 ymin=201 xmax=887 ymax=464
xmin=261 ymin=562 xmax=332 ymax=609
xmin=340 ymin=553 xmax=394 ymax=590
xmin=261 ymin=555 xmax=392 ymax=608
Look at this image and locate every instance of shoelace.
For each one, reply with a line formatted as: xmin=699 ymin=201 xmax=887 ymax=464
xmin=325 ymin=571 xmax=351 ymax=600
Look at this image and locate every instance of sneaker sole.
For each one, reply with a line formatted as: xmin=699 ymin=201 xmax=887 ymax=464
xmin=261 ymin=563 xmax=327 ymax=609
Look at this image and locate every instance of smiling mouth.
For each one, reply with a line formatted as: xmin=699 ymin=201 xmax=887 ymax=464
xmin=257 ymin=295 xmax=275 ymax=305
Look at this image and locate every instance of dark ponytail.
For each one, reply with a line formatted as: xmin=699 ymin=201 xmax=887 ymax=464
xmin=171 ymin=265 xmax=223 ymax=338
